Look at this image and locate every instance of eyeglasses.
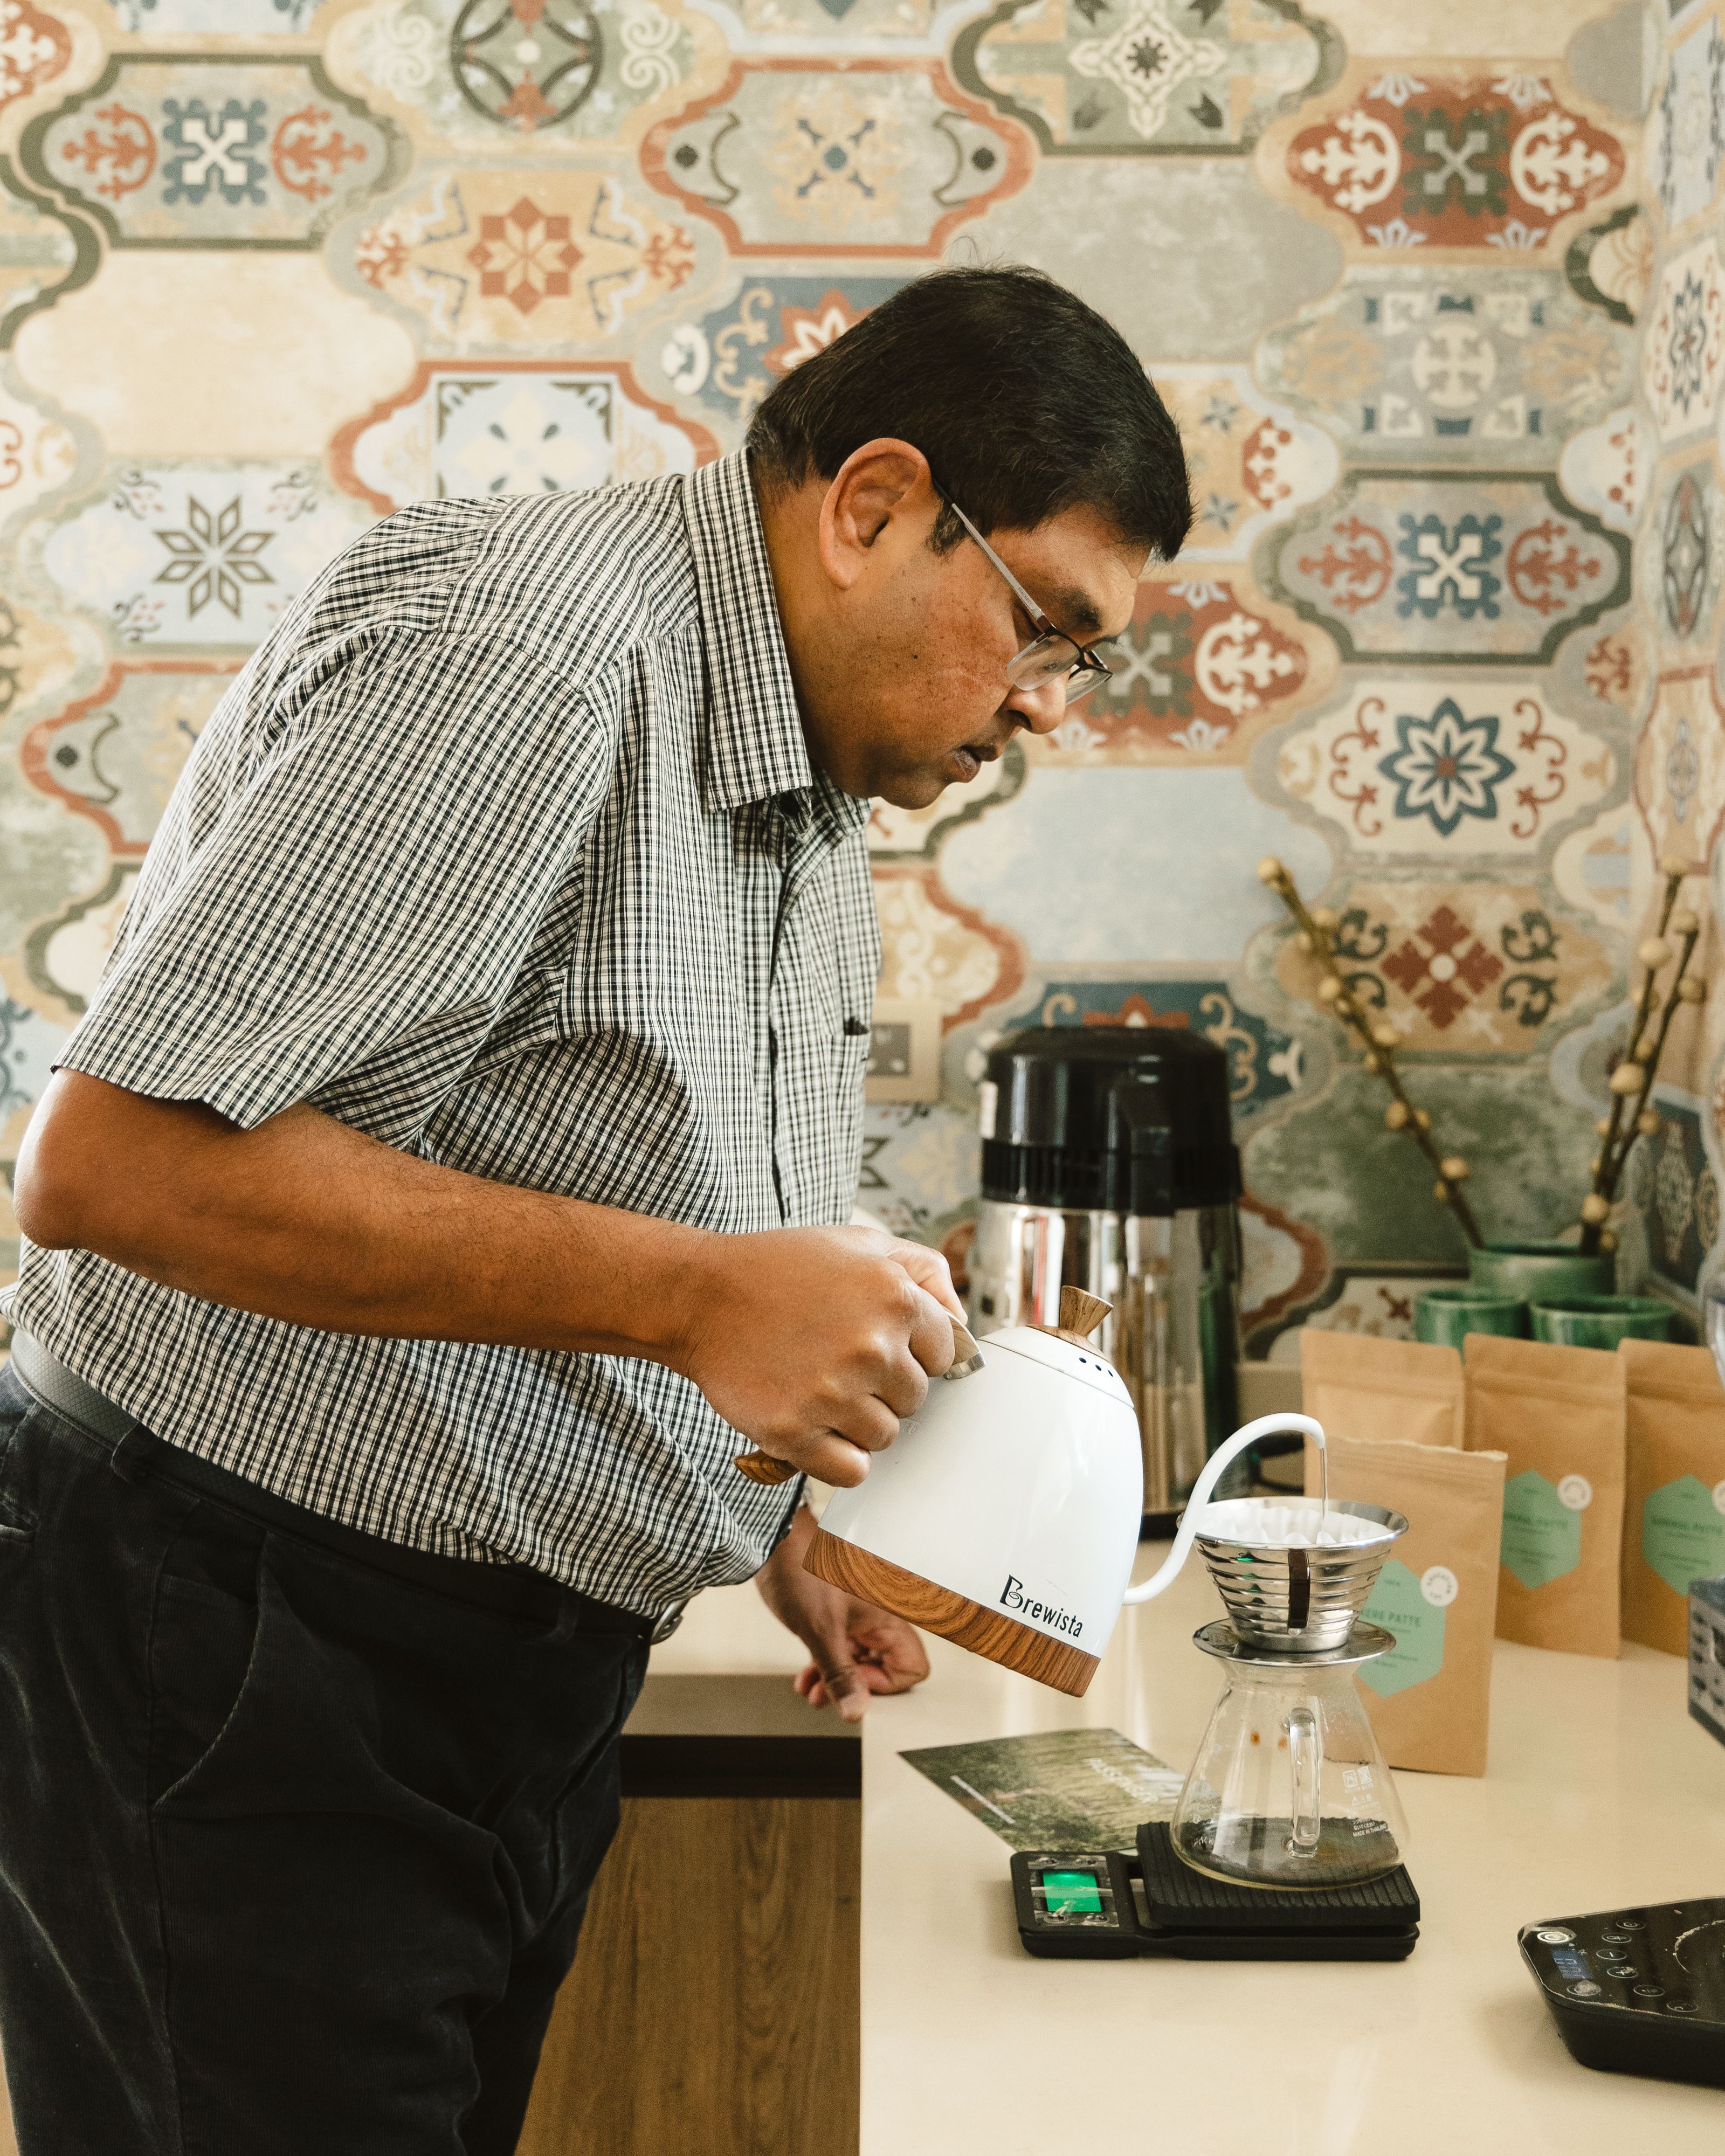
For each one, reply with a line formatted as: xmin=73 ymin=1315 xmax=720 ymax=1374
xmin=943 ymin=496 xmax=1119 ymax=705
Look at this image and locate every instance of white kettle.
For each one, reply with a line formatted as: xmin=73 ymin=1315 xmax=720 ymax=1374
xmin=783 ymin=1288 xmax=1320 ymax=1697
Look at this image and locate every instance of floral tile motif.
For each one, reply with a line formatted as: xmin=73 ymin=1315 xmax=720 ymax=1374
xmin=949 ymin=0 xmax=1336 ymax=160
xmin=1263 ymin=469 xmax=1632 ymax=666
xmin=1276 ymin=67 xmax=1627 ymax=256
xmin=871 ymin=865 xmax=1024 ymax=1025
xmin=0 ymin=364 xmax=85 ymax=531
xmin=658 ymin=271 xmax=907 ymax=432
xmin=19 ymin=659 xmax=237 ymax=858
xmin=1272 ymin=677 xmax=1616 ymax=861
xmin=1022 ymin=571 xmax=1330 ymax=764
xmin=1641 ymin=232 xmax=1725 ymax=438
xmin=1655 ymin=459 xmax=1717 ymax=643
xmin=0 ymin=158 xmax=100 ymax=349
xmin=1276 ymin=880 xmax=1616 ymax=1054
xmin=327 ymin=357 xmax=717 ymax=515
xmin=1564 ymin=609 xmax=1651 ymax=728
xmin=986 ymin=969 xmax=1303 ymax=1117
xmin=1654 ymin=11 xmax=1725 ymax=231
xmin=1149 ymin=363 xmax=1336 ymax=557
xmin=1254 ymin=266 xmax=1628 ymax=466
xmin=326 ymin=0 xmax=724 ymax=153
xmin=640 ymin=58 xmax=1029 ymax=255
xmin=1564 ymin=202 xmax=1653 ymax=327
xmin=31 ymin=460 xmax=374 ymax=649
xmin=23 ymin=56 xmax=408 ymax=247
xmin=1628 ymin=1092 xmax=1717 ymax=1292
xmin=339 ymin=164 xmax=707 ymax=344
xmin=867 ymin=738 xmax=1026 ymax=859
xmin=0 ymin=2 xmax=71 ymax=117
xmin=1634 ymin=666 xmax=1725 ymax=869
xmin=1555 ymin=403 xmax=1646 ymax=536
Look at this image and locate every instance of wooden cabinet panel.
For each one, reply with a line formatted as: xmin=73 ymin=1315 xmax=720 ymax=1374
xmin=519 ymin=1796 xmax=860 ymax=2156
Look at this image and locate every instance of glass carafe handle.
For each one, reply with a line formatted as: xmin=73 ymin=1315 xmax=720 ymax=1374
xmin=1285 ymin=1706 xmax=1321 ymax=1858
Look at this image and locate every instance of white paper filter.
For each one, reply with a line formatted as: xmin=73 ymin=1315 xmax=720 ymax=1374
xmin=1192 ymin=1499 xmax=1384 ymax=1549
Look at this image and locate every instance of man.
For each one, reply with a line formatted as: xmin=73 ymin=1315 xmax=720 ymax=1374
xmin=1 ymin=265 xmax=1190 ymax=2152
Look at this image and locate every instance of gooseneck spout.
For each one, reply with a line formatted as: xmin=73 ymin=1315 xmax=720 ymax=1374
xmin=1120 ymin=1414 xmax=1327 ymax=1606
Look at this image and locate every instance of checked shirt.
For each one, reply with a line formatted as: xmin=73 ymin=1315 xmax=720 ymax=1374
xmin=6 ymin=452 xmax=880 ymax=1615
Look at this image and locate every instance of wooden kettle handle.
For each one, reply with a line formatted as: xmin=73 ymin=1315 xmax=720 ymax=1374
xmin=733 ymin=1317 xmax=983 ymax=1487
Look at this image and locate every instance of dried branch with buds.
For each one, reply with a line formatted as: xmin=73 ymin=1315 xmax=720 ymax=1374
xmin=1257 ymin=858 xmax=1485 ymax=1248
xmin=1578 ymin=854 xmax=1708 ymax=1257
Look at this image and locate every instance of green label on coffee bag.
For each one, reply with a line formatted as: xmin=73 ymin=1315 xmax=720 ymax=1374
xmin=1641 ymin=1475 xmax=1725 ymax=1598
xmin=1358 ymin=1558 xmax=1446 ymax=1698
xmin=1501 ymin=1470 xmax=1581 ymax=1591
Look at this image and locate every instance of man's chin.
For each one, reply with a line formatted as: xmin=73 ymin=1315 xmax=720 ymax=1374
xmin=876 ymin=769 xmax=957 ymax=812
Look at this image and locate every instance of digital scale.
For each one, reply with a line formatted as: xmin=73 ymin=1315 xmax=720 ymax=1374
xmin=1519 ymin=1898 xmax=1725 ymax=2089
xmin=1012 ymin=1823 xmax=1419 ymax=1962
xmin=1015 ymin=1834 xmax=1725 ymax=2088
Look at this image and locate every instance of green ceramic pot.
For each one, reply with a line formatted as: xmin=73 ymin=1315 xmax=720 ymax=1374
xmin=1467 ymin=1241 xmax=1614 ymax=1303
xmin=1414 ymin=1286 xmax=1529 ymax=1347
xmin=1529 ymin=1295 xmax=1675 ymax=1349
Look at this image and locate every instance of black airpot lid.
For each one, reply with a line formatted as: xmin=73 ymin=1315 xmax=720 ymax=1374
xmin=979 ymin=1025 xmax=1240 ymax=1218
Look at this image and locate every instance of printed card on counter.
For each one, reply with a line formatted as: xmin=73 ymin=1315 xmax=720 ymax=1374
xmin=899 ymin=1728 xmax=1182 ymax=1851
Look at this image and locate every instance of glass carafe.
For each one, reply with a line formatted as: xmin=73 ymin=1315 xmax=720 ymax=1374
xmin=1172 ymin=1622 xmax=1410 ymax=1892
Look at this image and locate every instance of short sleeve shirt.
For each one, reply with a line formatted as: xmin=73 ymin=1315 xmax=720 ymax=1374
xmin=6 ymin=452 xmax=880 ymax=1614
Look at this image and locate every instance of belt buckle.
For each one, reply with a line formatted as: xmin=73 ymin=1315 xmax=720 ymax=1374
xmin=648 ymin=1599 xmax=687 ymax=1646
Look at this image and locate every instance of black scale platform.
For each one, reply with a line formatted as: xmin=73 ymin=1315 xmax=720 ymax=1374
xmin=1011 ymin=1823 xmax=1419 ymax=1961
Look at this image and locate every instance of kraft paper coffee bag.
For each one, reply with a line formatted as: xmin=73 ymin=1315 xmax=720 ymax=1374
xmin=1464 ymin=1335 xmax=1626 ymax=1660
xmin=1620 ymin=1339 xmax=1725 ymax=1656
xmin=1304 ymin=1433 xmax=1506 ymax=1777
xmin=1300 ymin=1329 xmax=1465 ymax=1449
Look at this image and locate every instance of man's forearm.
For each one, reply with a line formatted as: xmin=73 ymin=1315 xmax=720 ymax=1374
xmin=18 ymin=1069 xmax=967 ymax=1484
xmin=16 ymin=1070 xmax=705 ymax=1362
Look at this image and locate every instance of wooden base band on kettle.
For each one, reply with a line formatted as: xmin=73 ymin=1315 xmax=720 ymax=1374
xmin=804 ymin=1528 xmax=1100 ymax=1699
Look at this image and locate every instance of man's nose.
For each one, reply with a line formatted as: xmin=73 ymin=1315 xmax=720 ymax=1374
xmin=1003 ymin=675 xmax=1069 ymax=736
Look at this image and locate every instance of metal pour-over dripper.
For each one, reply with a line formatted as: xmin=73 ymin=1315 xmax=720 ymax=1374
xmin=1191 ymin=1496 xmax=1409 ymax=1653
xmin=1171 ymin=1492 xmax=1414 ymax=1892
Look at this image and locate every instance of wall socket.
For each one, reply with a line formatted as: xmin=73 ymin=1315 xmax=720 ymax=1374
xmin=864 ymin=998 xmax=942 ymax=1103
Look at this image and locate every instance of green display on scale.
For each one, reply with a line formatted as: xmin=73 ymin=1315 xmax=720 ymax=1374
xmin=1042 ymin=1871 xmax=1103 ymax=1915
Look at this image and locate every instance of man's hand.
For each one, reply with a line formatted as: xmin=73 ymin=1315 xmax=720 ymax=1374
xmin=674 ymin=1222 xmax=965 ymax=1487
xmin=755 ymin=1504 xmax=929 ymax=1722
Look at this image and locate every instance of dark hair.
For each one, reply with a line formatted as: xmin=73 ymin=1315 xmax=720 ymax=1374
xmin=746 ymin=265 xmax=1191 ymax=562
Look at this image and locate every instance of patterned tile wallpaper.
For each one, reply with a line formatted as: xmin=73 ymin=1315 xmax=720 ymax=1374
xmin=0 ymin=0 xmax=1714 ymax=1345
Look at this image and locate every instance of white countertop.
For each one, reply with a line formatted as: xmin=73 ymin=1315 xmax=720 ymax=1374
xmin=660 ymin=1543 xmax=1725 ymax=2154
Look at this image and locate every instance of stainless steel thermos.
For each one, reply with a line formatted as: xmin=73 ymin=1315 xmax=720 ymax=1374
xmin=967 ymin=1026 xmax=1244 ymax=1520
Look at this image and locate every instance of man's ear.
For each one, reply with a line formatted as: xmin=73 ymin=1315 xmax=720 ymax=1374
xmin=817 ymin=439 xmax=937 ymax=592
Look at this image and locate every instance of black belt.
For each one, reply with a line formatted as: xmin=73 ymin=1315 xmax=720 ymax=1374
xmin=9 ymin=1329 xmax=685 ymax=1644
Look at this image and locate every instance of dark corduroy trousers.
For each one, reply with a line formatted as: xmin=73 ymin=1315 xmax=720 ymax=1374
xmin=0 ymin=1365 xmax=646 ymax=2155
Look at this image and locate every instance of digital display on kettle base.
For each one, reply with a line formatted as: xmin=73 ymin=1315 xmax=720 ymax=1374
xmin=1041 ymin=1871 xmax=1103 ymax=1916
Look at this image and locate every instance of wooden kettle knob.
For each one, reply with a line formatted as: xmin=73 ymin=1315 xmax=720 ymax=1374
xmin=1055 ymin=1286 xmax=1110 ymax=1341
xmin=734 ymin=1316 xmax=983 ymax=1487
